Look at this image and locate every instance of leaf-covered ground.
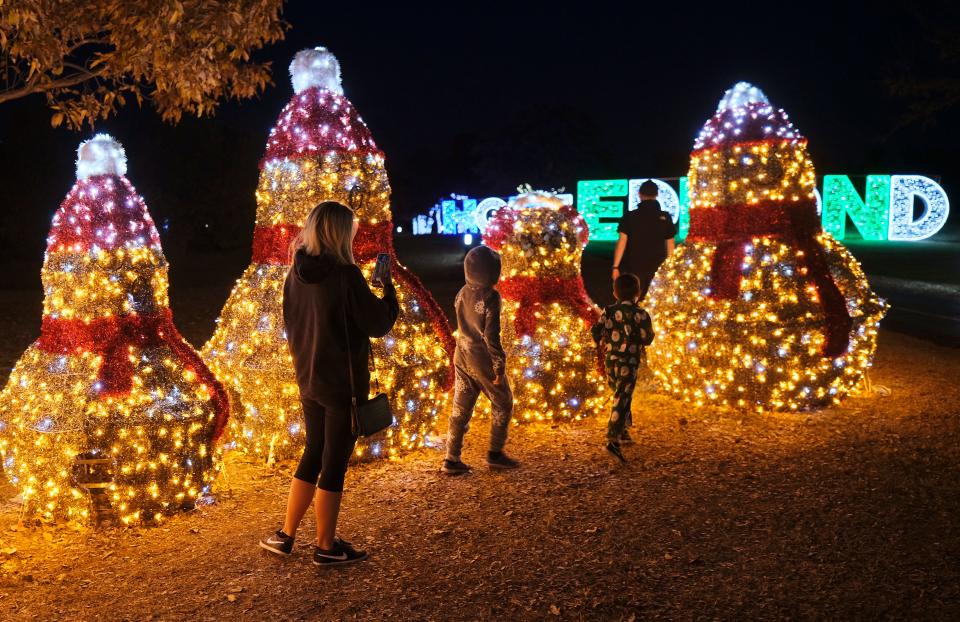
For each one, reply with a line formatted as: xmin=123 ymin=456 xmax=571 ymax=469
xmin=0 ymin=326 xmax=958 ymax=621
xmin=0 ymin=236 xmax=958 ymax=620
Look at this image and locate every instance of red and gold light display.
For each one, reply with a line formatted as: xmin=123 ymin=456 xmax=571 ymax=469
xmin=202 ymin=47 xmax=453 ymax=463
xmin=483 ymin=190 xmax=607 ymax=422
xmin=646 ymin=83 xmax=887 ymax=411
xmin=0 ymin=135 xmax=229 ymax=524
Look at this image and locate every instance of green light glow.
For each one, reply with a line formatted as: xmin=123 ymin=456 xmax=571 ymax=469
xmin=576 ymin=179 xmax=629 ymax=242
xmin=821 ymin=175 xmax=890 ymax=241
xmin=677 ymin=176 xmax=690 ymax=243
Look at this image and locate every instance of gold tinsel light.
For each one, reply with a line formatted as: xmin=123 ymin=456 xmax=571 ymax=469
xmin=483 ymin=190 xmax=607 ymax=422
xmin=202 ymin=47 xmax=454 ymax=463
xmin=0 ymin=135 xmax=229 ymax=524
xmin=646 ymin=83 xmax=887 ymax=411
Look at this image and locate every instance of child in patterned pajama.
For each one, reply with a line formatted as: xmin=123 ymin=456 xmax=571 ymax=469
xmin=592 ymin=273 xmax=655 ymax=463
xmin=442 ymin=245 xmax=519 ymax=474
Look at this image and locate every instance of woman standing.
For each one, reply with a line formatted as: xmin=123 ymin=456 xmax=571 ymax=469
xmin=260 ymin=201 xmax=399 ymax=566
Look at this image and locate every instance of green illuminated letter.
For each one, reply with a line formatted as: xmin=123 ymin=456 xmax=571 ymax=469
xmin=576 ymin=179 xmax=628 ymax=242
xmin=821 ymin=175 xmax=890 ymax=240
xmin=677 ymin=176 xmax=690 ymax=243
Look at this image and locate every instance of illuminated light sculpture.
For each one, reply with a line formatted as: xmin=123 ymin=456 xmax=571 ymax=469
xmin=0 ymin=135 xmax=229 ymax=524
xmin=202 ymin=47 xmax=453 ymax=463
xmin=821 ymin=175 xmax=890 ymax=240
xmin=888 ymin=175 xmax=950 ymax=241
xmin=483 ymin=190 xmax=607 ymax=421
xmin=645 ymin=82 xmax=887 ymax=411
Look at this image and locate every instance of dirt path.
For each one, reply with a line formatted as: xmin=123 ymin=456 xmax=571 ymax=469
xmin=1 ymin=330 xmax=958 ymax=621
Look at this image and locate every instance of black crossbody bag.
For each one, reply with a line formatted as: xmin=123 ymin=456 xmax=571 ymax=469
xmin=341 ymin=272 xmax=393 ymax=437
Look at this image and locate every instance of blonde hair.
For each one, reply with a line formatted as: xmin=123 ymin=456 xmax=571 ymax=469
xmin=291 ymin=201 xmax=356 ymax=264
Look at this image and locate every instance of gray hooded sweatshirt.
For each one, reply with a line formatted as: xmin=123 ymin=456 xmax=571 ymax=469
xmin=454 ymin=245 xmax=506 ymax=376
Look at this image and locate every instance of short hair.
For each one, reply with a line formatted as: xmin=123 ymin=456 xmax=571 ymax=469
xmin=639 ymin=180 xmax=659 ymax=197
xmin=614 ymin=273 xmax=641 ymax=301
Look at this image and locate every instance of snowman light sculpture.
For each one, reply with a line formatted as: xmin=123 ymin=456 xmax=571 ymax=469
xmin=483 ymin=190 xmax=607 ymax=422
xmin=0 ymin=135 xmax=229 ymax=524
xmin=646 ymin=83 xmax=887 ymax=411
xmin=203 ymin=47 xmax=454 ymax=463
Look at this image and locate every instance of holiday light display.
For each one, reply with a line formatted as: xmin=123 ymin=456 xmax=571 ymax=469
xmin=0 ymin=135 xmax=229 ymax=524
xmin=888 ymin=175 xmax=950 ymax=241
xmin=645 ymin=82 xmax=887 ymax=411
xmin=821 ymin=175 xmax=890 ymax=241
xmin=202 ymin=47 xmax=453 ymax=463
xmin=483 ymin=190 xmax=607 ymax=421
xmin=418 ymin=175 xmax=950 ymax=242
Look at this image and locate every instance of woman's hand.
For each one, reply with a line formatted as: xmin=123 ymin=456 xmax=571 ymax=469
xmin=612 ymin=267 xmax=620 ymax=280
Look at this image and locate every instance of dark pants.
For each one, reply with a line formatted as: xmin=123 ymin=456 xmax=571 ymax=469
xmin=619 ymin=263 xmax=657 ymax=301
xmin=293 ymin=399 xmax=357 ymax=492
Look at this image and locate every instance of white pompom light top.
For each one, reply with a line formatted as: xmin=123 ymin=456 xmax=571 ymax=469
xmin=76 ymin=133 xmax=127 ymax=179
xmin=716 ymin=81 xmax=769 ymax=113
xmin=510 ymin=191 xmax=567 ymax=211
xmin=290 ymin=46 xmax=343 ymax=95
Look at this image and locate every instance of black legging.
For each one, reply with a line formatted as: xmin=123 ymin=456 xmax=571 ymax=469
xmin=293 ymin=399 xmax=357 ymax=492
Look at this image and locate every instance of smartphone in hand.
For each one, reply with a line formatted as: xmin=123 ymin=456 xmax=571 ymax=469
xmin=371 ymin=252 xmax=391 ymax=287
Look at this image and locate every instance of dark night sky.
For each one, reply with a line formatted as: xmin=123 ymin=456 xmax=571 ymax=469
xmin=0 ymin=1 xmax=956 ymax=272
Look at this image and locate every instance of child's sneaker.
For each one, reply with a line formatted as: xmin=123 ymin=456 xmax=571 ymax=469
xmin=606 ymin=441 xmax=627 ymax=464
xmin=259 ymin=529 xmax=294 ymax=556
xmin=619 ymin=430 xmax=635 ymax=445
xmin=441 ymin=459 xmax=471 ymax=475
xmin=312 ymin=539 xmax=369 ymax=567
xmin=486 ymin=451 xmax=520 ymax=470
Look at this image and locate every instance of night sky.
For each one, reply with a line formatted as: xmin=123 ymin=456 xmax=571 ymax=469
xmin=0 ymin=1 xmax=956 ymax=277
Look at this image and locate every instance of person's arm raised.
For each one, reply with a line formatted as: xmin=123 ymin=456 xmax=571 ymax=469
xmin=344 ymin=265 xmax=399 ymax=338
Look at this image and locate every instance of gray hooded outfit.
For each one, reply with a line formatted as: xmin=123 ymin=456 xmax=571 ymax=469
xmin=446 ymin=245 xmax=514 ymax=460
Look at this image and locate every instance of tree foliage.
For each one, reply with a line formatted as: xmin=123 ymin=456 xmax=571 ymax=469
xmin=886 ymin=1 xmax=960 ymax=127
xmin=0 ymin=0 xmax=287 ymax=128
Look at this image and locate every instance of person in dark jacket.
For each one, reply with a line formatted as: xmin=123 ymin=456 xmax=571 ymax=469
xmin=612 ymin=180 xmax=677 ymax=299
xmin=442 ymin=245 xmax=519 ymax=474
xmin=260 ymin=201 xmax=399 ymax=567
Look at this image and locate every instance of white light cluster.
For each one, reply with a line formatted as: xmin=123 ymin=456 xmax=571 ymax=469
xmin=695 ymin=82 xmax=800 ymax=150
xmin=474 ymin=197 xmax=508 ymax=231
xmin=508 ymin=190 xmax=568 ymax=211
xmin=289 ymin=46 xmax=343 ymax=95
xmin=76 ymin=134 xmax=128 ymax=179
xmin=888 ymin=175 xmax=950 ymax=241
xmin=716 ymin=81 xmax=769 ymax=112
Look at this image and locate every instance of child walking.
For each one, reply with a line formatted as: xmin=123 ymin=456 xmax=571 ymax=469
xmin=592 ymin=273 xmax=655 ymax=463
xmin=443 ymin=245 xmax=519 ymax=474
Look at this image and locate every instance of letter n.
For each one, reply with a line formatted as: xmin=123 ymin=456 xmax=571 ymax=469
xmin=821 ymin=175 xmax=890 ymax=240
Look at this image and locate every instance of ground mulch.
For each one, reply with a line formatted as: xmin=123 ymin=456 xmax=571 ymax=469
xmin=1 ymin=236 xmax=959 ymax=620
xmin=0 ymin=326 xmax=958 ymax=621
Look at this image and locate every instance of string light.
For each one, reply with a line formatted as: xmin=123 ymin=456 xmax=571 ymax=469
xmin=888 ymin=175 xmax=950 ymax=241
xmin=483 ymin=190 xmax=607 ymax=422
xmin=202 ymin=47 xmax=454 ymax=463
xmin=0 ymin=135 xmax=229 ymax=524
xmin=646 ymin=83 xmax=887 ymax=411
xmin=821 ymin=175 xmax=890 ymax=241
